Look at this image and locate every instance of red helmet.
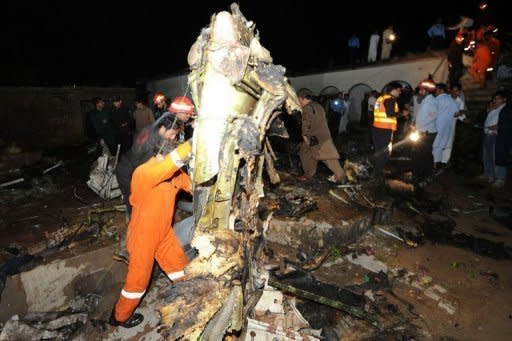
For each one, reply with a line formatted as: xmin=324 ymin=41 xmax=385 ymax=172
xmin=169 ymin=96 xmax=195 ymax=115
xmin=153 ymin=92 xmax=167 ymax=106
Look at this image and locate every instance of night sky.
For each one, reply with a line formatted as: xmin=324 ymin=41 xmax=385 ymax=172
xmin=2 ymin=1 xmax=509 ymax=87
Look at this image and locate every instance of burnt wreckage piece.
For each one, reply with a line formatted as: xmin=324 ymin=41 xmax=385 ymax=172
xmin=157 ymin=4 xmax=301 ymax=339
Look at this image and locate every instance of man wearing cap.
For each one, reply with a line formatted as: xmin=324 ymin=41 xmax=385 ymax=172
xmin=296 ymin=90 xmax=346 ymax=184
xmin=169 ymin=96 xmax=196 ymax=141
xmin=372 ymin=82 xmax=402 ymax=178
xmin=153 ymin=93 xmax=171 ymax=120
xmin=412 ymin=80 xmax=438 ymax=179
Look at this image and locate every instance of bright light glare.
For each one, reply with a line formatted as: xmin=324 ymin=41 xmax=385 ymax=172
xmin=409 ymin=131 xmax=420 ymax=142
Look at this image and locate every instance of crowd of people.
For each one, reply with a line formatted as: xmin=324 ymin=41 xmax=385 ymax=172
xmin=87 ymin=78 xmax=510 ymax=328
xmin=346 ymin=6 xmax=502 ymax=92
xmin=346 ymin=25 xmax=396 ymax=66
xmin=291 ymin=74 xmax=510 ymax=190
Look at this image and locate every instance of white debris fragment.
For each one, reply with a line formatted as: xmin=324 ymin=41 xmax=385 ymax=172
xmin=432 ymin=284 xmax=447 ymax=294
xmin=364 ymin=290 xmax=375 ymax=302
xmin=322 ymin=257 xmax=344 ymax=268
xmin=191 ymin=235 xmax=216 ymax=259
xmin=254 ymin=286 xmax=285 ymax=315
xmin=424 ymin=287 xmax=441 ymax=301
xmin=411 ymin=281 xmax=425 ymax=291
xmin=245 ymin=318 xmax=320 ymax=341
xmin=345 ymin=254 xmax=388 ymax=273
xmin=438 ymin=300 xmax=456 ymax=315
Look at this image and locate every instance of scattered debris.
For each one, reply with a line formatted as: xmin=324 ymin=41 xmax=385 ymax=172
xmin=275 ymin=188 xmax=318 ymax=217
xmin=345 ymin=254 xmax=388 ymax=274
xmin=385 ymin=179 xmax=415 ymax=195
xmin=42 ymin=160 xmax=63 ymax=175
xmin=343 ymin=160 xmax=371 ymax=183
xmin=0 ymin=312 xmax=89 ymax=340
xmin=268 ymin=276 xmax=382 ymax=329
xmin=0 ymin=178 xmax=24 ymax=189
xmin=86 ymin=150 xmax=121 ymax=200
xmin=328 ymin=189 xmax=349 ymax=204
xmin=376 ymin=226 xmax=418 ymax=247
xmin=438 ymin=300 xmax=457 ymax=315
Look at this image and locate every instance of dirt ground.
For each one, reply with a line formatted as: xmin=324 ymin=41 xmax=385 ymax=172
xmin=264 ymin=125 xmax=512 ymax=339
xmin=264 ymin=165 xmax=512 ymax=339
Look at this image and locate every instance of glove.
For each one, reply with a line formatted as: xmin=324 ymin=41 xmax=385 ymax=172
xmin=170 ymin=140 xmax=192 ymax=168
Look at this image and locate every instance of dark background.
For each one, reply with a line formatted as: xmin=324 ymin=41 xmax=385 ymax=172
xmin=2 ymin=0 xmax=509 ymax=87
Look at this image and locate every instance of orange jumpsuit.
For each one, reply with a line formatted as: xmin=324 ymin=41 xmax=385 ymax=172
xmin=469 ymin=43 xmax=491 ymax=86
xmin=487 ymin=36 xmax=500 ymax=67
xmin=114 ymin=141 xmax=192 ymax=322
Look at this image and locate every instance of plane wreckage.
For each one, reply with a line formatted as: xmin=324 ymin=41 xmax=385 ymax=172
xmin=157 ymin=3 xmax=302 ymax=340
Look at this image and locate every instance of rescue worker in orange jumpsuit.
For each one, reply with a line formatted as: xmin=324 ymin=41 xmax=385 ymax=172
xmin=110 ymin=139 xmax=193 ymax=328
xmin=113 ymin=97 xmax=196 ymax=264
xmin=469 ymin=39 xmax=492 ymax=88
xmin=485 ymin=31 xmax=500 ymax=68
xmin=372 ymin=82 xmax=402 ymax=179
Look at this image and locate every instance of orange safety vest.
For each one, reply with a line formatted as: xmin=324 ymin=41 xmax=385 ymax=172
xmin=373 ymin=94 xmax=398 ymax=131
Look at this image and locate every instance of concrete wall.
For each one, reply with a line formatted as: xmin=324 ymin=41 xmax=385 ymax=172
xmin=145 ymin=56 xmax=448 ymax=116
xmin=289 ymin=56 xmax=448 ymax=94
xmin=0 ymin=87 xmax=135 ymax=149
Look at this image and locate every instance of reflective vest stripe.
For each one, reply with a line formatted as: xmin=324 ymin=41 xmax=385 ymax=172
xmin=169 ymin=141 xmax=192 ymax=168
xmin=121 ymin=289 xmax=146 ymax=300
xmin=168 ymin=270 xmax=185 ymax=281
xmin=170 ymin=102 xmax=193 ymax=112
xmin=170 ymin=150 xmax=185 ymax=168
xmin=373 ymin=94 xmax=398 ymax=131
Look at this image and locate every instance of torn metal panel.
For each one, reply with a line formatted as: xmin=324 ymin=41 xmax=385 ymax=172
xmin=159 ymin=3 xmax=300 ymax=339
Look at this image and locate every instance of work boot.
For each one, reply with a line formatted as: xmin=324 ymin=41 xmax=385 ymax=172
xmin=184 ymin=244 xmax=199 ymax=262
xmin=109 ymin=309 xmax=144 ymax=328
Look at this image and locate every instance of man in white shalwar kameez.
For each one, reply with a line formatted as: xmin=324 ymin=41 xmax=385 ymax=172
xmin=381 ymin=26 xmax=395 ymax=60
xmin=432 ymin=83 xmax=460 ymax=167
xmin=338 ymin=94 xmax=351 ymax=134
xmin=441 ymin=84 xmax=466 ymax=164
xmin=368 ymin=31 xmax=380 ymax=62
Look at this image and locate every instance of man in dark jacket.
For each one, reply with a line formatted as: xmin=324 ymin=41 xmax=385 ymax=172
xmin=110 ymin=95 xmax=135 ymax=155
xmin=447 ymin=35 xmax=465 ymax=86
xmin=493 ymin=100 xmax=512 ymax=189
xmin=88 ymin=97 xmax=115 ymax=154
xmin=296 ymin=89 xmax=346 ymax=183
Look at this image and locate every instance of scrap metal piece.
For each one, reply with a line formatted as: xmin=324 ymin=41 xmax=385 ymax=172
xmin=159 ymin=3 xmax=300 ymax=339
xmin=329 ymin=189 xmax=350 ymax=204
xmin=0 ymin=177 xmax=24 ymax=188
xmin=268 ymin=277 xmax=382 ymax=330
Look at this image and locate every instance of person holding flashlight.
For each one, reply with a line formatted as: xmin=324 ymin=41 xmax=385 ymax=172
xmin=412 ymin=80 xmax=438 ymax=179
